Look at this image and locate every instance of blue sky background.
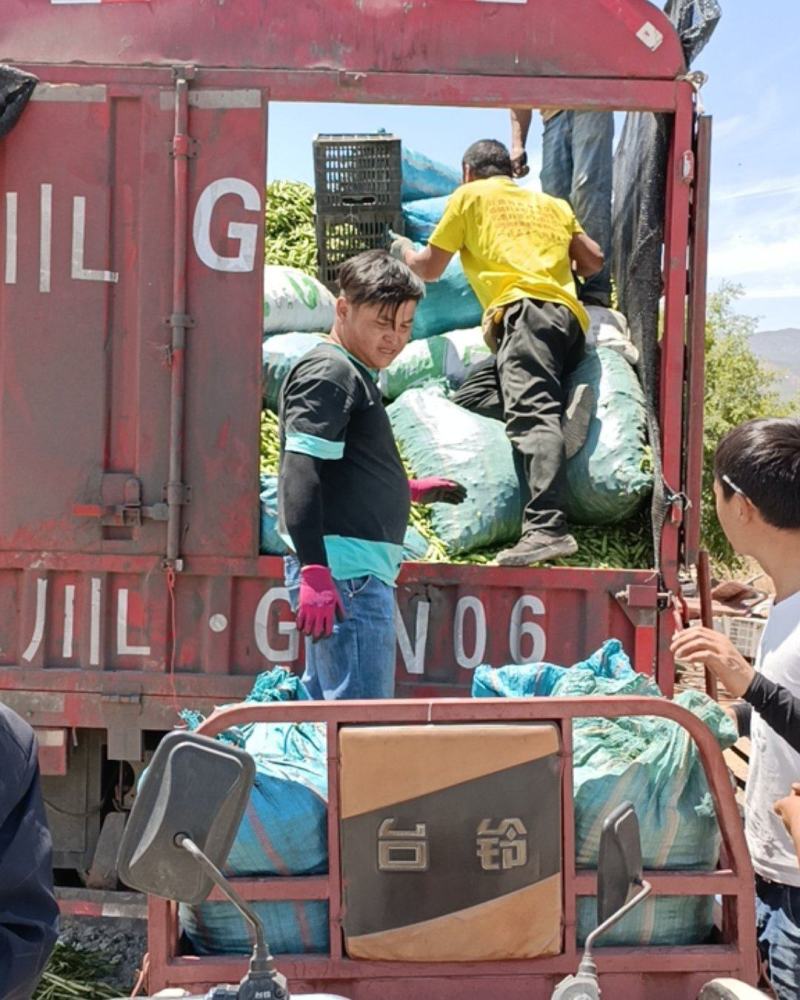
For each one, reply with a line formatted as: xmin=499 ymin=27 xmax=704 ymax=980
xmin=267 ymin=2 xmax=799 ymax=333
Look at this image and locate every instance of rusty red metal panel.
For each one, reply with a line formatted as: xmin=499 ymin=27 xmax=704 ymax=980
xmin=0 ymin=80 xmax=168 ymax=553
xmin=178 ymin=86 xmax=266 ymax=558
xmin=33 ymin=726 xmax=68 ymax=775
xmin=0 ymin=74 xmax=266 ymax=560
xmin=684 ymin=114 xmax=713 ymax=568
xmin=4 ymin=1 xmax=685 ymax=81
xmin=0 ymin=557 xmax=656 ymax=692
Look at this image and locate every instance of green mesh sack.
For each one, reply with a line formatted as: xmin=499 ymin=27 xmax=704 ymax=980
xmin=379 ymin=335 xmax=463 ymax=400
xmin=564 ymin=346 xmax=652 ymax=525
xmin=388 ymin=385 xmax=522 ymax=554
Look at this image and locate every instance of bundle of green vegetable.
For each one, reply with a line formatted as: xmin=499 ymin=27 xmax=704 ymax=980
xmin=259 ymin=411 xmax=652 ymax=568
xmin=264 ymin=181 xmax=318 ymax=275
xmin=34 ymin=943 xmax=118 ymax=1000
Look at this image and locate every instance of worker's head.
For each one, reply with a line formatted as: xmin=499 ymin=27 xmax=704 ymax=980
xmin=333 ymin=249 xmax=425 ymax=369
xmin=462 ymin=139 xmax=514 ymax=183
xmin=713 ymin=418 xmax=800 ymax=557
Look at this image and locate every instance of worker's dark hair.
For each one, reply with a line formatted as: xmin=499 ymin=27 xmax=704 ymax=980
xmin=714 ymin=418 xmax=800 ymax=529
xmin=462 ymin=139 xmax=513 ymax=179
xmin=338 ymin=249 xmax=425 ymax=319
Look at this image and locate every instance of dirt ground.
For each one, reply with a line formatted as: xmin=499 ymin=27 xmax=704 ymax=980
xmin=57 ymin=916 xmax=147 ymax=995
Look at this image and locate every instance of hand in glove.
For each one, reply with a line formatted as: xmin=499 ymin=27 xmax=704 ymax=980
xmin=296 ymin=565 xmax=345 ymax=639
xmin=409 ymin=478 xmax=467 ymax=505
xmin=388 ymin=232 xmax=413 ymax=263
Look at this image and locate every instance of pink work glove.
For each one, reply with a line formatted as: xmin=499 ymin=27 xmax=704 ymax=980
xmin=408 ymin=478 xmax=467 ymax=505
xmin=296 ymin=565 xmax=345 ymax=640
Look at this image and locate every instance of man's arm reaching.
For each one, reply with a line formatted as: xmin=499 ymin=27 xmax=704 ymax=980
xmin=392 ymin=238 xmax=454 ymax=282
xmin=570 ymin=231 xmax=604 ymax=278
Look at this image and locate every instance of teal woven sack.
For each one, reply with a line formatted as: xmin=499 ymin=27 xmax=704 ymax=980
xmin=379 ymin=334 xmax=464 ymax=400
xmin=262 ymin=332 xmax=323 ymax=413
xmin=179 ymin=670 xmax=329 ymax=955
xmin=388 ymin=385 xmax=522 ymax=554
xmin=564 ymin=346 xmax=652 ymax=524
xmin=402 ymin=195 xmax=452 ymax=242
xmin=473 ymin=641 xmax=738 ymax=946
xmin=407 ymin=239 xmax=483 ymax=341
xmin=401 ymin=148 xmax=461 ymax=201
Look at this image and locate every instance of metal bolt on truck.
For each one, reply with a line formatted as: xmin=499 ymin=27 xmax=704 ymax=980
xmin=0 ymin=0 xmax=759 ymax=996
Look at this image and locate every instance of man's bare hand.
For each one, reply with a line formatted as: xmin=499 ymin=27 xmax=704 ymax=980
xmin=670 ymin=625 xmax=755 ymax=697
xmin=774 ymin=785 xmax=800 ymax=849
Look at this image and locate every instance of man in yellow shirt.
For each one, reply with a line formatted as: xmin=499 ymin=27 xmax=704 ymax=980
xmin=394 ymin=139 xmax=603 ymax=566
xmin=509 ymin=107 xmax=614 ymax=309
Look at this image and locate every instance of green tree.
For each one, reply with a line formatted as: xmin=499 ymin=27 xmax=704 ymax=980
xmin=702 ymin=282 xmax=796 ymax=566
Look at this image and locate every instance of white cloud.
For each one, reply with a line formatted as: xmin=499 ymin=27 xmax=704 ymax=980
xmin=713 ymin=174 xmax=800 ymax=203
xmin=743 ymin=283 xmax=800 ymax=301
xmin=712 ymin=115 xmax=747 ymax=142
xmin=708 ymin=234 xmax=800 ymax=278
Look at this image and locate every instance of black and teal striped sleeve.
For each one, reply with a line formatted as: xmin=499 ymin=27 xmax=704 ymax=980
xmin=281 ymin=359 xmax=356 ymax=461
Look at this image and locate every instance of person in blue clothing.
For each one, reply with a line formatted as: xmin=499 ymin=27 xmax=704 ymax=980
xmin=510 ymin=107 xmax=613 ymax=308
xmin=278 ymin=250 xmax=466 ymax=700
xmin=0 ymin=702 xmax=59 ymax=999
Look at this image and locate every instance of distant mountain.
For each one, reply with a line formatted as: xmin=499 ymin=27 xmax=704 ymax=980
xmin=748 ymin=328 xmax=800 ymax=402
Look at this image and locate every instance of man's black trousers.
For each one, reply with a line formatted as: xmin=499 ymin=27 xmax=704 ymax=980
xmin=452 ymin=297 xmax=585 ymax=535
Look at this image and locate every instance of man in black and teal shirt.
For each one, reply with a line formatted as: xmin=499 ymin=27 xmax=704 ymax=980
xmin=279 ymin=250 xmax=466 ymax=699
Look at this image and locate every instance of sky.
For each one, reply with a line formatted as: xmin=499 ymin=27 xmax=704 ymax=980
xmin=266 ymin=2 xmax=800 ymax=334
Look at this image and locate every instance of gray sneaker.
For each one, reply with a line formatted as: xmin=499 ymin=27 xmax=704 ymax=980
xmin=562 ymin=383 xmax=595 ymax=460
xmin=496 ymin=530 xmax=579 ymax=566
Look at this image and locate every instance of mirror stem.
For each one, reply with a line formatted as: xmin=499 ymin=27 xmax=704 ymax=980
xmin=176 ymin=834 xmax=273 ymax=970
xmin=581 ymin=879 xmax=652 ymax=972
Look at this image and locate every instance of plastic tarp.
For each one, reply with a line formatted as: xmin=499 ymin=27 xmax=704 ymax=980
xmin=666 ymin=0 xmax=722 ymax=64
xmin=401 ymin=148 xmax=461 ymax=202
xmin=0 ymin=65 xmax=37 ymax=140
xmin=179 ymin=670 xmax=329 ymax=955
xmin=473 ymin=639 xmax=738 ymax=946
xmin=611 ymin=0 xmax=721 ymax=562
xmin=263 ymin=265 xmax=336 ymax=336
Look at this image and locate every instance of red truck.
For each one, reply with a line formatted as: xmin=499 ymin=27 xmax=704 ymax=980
xmin=1 ymin=0 xmax=754 ymax=995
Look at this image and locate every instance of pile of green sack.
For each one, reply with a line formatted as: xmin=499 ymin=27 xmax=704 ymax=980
xmin=260 ymin=178 xmax=654 ymax=569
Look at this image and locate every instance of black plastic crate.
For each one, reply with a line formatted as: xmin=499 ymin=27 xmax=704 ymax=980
xmin=316 ymin=209 xmax=405 ymax=291
xmin=313 ymin=133 xmax=402 ymax=213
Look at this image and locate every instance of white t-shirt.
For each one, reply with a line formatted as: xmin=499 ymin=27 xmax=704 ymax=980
xmin=745 ymin=589 xmax=800 ymax=886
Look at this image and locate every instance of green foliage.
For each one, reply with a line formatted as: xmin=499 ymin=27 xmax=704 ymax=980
xmin=34 ymin=943 xmax=118 ymax=999
xmin=264 ymin=180 xmax=317 ymax=275
xmin=702 ymin=282 xmax=796 ymax=566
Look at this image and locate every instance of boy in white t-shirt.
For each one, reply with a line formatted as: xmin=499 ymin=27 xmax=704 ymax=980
xmin=671 ymin=418 xmax=800 ymax=1000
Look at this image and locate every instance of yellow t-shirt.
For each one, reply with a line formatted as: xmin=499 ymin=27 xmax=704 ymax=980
xmin=428 ymin=176 xmax=589 ymax=332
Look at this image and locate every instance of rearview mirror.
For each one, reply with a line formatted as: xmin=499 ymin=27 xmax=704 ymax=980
xmin=117 ymin=731 xmax=254 ymax=905
xmin=596 ymin=801 xmax=643 ymax=924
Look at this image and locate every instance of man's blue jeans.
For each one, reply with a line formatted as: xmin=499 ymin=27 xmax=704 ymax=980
xmin=284 ymin=556 xmax=396 ymax=700
xmin=540 ymin=110 xmax=614 ymax=307
xmin=756 ymin=875 xmax=800 ymax=1000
